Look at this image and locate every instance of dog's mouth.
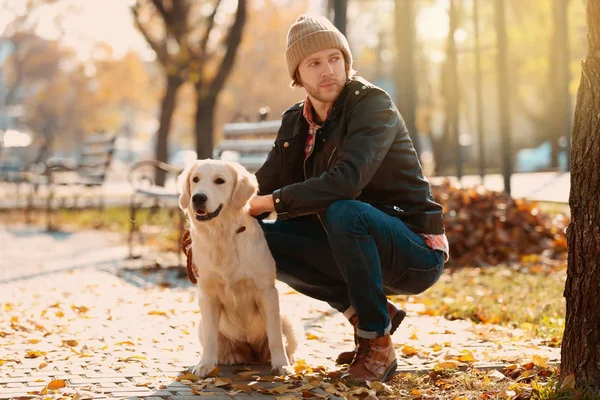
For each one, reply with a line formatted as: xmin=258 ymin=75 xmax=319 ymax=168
xmin=195 ymin=204 xmax=222 ymax=221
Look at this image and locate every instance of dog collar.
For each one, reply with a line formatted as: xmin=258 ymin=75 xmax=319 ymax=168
xmin=181 ymin=226 xmax=246 ymax=284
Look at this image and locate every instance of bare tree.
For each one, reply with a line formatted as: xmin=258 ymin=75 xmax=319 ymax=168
xmin=132 ymin=0 xmax=246 ymax=184
xmin=560 ymin=0 xmax=600 ymax=391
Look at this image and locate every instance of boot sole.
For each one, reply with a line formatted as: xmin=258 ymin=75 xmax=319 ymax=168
xmin=381 ymin=359 xmax=398 ymax=382
xmin=335 ymin=309 xmax=407 ymax=365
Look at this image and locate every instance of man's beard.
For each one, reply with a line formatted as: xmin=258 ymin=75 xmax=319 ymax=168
xmin=304 ymin=78 xmax=344 ymax=103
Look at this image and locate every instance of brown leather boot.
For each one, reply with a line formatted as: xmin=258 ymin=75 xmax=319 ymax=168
xmin=336 ymin=300 xmax=406 ymax=365
xmin=344 ymin=334 xmax=397 ymax=382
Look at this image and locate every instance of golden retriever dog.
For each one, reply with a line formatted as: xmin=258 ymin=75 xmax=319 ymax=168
xmin=178 ymin=159 xmax=297 ymax=377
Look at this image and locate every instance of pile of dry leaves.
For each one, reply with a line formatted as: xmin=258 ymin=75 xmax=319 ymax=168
xmin=431 ymin=180 xmax=569 ymax=267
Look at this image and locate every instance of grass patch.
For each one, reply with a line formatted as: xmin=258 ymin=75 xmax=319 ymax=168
xmin=394 ymin=264 xmax=566 ymax=342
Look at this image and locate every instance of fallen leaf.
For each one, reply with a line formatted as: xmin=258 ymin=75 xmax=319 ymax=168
xmin=456 ymin=352 xmax=476 ymax=362
xmin=47 ymin=379 xmax=66 ymax=389
xmin=208 ymin=366 xmax=220 ymax=377
xmin=269 ymin=384 xmax=292 ymax=394
xmin=532 ymin=354 xmax=548 ymax=368
xmin=175 ymin=372 xmax=201 ymax=382
xmin=147 ymin=310 xmax=168 ymax=316
xmin=213 ymin=377 xmax=231 ymax=387
xmin=24 ymin=350 xmax=46 ymax=359
xmin=294 ymin=359 xmax=312 ymax=374
xmin=231 ymin=383 xmax=254 ymax=392
xmin=434 ymin=361 xmax=459 ymax=370
xmin=401 ymin=344 xmax=419 ymax=356
xmin=62 ymin=340 xmax=79 ymax=347
xmin=306 ymin=333 xmax=319 ymax=340
xmin=38 ymin=362 xmax=48 ymax=369
xmin=28 ymin=339 xmax=41 ymax=344
xmin=115 ymin=341 xmax=135 ymax=346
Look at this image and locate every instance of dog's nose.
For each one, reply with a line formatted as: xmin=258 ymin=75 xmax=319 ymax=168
xmin=192 ymin=193 xmax=208 ymax=205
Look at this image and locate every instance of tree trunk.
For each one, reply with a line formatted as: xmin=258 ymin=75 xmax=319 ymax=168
xmin=494 ymin=0 xmax=512 ymax=195
xmin=194 ymin=94 xmax=216 ymax=160
xmin=394 ymin=0 xmax=420 ymax=156
xmin=154 ymin=74 xmax=183 ymax=186
xmin=560 ymin=0 xmax=600 ymax=391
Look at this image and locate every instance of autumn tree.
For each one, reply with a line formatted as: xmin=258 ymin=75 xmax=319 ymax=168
xmin=560 ymin=0 xmax=600 ymax=391
xmin=132 ymin=0 xmax=246 ymax=185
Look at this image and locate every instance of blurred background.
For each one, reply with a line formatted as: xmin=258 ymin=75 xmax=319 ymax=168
xmin=0 ymin=0 xmax=584 ymax=186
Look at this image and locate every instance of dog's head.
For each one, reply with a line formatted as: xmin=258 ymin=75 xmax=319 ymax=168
xmin=178 ymin=159 xmax=258 ymax=222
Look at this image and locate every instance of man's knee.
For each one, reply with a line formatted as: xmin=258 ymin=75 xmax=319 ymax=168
xmin=324 ymin=200 xmax=365 ymax=233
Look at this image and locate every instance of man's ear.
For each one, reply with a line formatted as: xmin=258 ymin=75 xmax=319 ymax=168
xmin=178 ymin=163 xmax=194 ymax=211
xmin=230 ymin=163 xmax=258 ymax=210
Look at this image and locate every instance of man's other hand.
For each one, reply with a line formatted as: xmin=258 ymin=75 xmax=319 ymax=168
xmin=249 ymin=195 xmax=275 ymax=216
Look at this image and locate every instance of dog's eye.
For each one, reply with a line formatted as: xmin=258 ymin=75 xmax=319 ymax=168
xmin=192 ymin=177 xmax=199 ymax=183
xmin=214 ymin=178 xmax=225 ymax=185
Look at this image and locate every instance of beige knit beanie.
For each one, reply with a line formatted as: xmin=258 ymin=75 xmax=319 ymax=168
xmin=286 ymin=14 xmax=353 ymax=79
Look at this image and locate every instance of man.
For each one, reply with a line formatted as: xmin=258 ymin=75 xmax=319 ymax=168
xmin=248 ymin=15 xmax=449 ymax=382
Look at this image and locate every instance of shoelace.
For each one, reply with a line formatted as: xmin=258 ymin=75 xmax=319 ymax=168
xmin=354 ymin=337 xmax=374 ymax=362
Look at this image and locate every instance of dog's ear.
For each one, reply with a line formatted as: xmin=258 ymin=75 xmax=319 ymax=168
xmin=230 ymin=163 xmax=258 ymax=210
xmin=178 ymin=163 xmax=194 ymax=211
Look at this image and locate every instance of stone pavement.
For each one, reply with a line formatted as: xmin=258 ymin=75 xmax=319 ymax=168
xmin=0 ymin=226 xmax=560 ymax=399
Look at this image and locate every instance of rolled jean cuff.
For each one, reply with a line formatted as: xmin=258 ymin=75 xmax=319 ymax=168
xmin=343 ymin=305 xmax=356 ymax=320
xmin=357 ymin=322 xmax=392 ymax=339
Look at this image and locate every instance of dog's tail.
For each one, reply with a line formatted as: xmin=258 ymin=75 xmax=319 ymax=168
xmin=281 ymin=315 xmax=299 ymax=362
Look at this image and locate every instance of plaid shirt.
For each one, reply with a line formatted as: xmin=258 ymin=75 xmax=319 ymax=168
xmin=302 ymin=96 xmax=449 ymax=261
xmin=302 ymin=97 xmax=330 ymax=158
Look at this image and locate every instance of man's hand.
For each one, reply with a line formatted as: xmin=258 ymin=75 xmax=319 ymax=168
xmin=249 ymin=194 xmax=275 ymax=216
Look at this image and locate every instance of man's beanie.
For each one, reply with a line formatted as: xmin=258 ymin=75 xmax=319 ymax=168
xmin=286 ymin=14 xmax=353 ymax=79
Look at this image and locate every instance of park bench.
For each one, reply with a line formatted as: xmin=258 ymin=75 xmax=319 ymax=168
xmin=215 ymin=119 xmax=280 ymax=172
xmin=26 ymin=132 xmax=117 ymax=230
xmin=127 ymin=160 xmax=185 ymax=262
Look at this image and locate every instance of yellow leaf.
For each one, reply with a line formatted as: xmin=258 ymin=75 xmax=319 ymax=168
xmin=306 ymin=333 xmax=319 ymax=340
xmin=444 ymin=341 xmax=451 ymax=347
xmin=457 ymin=352 xmax=476 ymax=362
xmin=532 ymin=354 xmax=548 ymax=368
xmin=293 ymin=359 xmax=312 ymax=373
xmin=401 ymin=344 xmax=419 ymax=356
xmin=55 ymin=311 xmax=64 ymax=318
xmin=4 ymin=303 xmax=12 ymax=311
xmin=410 ymin=389 xmax=421 ymax=396
xmin=115 ymin=341 xmax=135 ymax=346
xmin=62 ymin=340 xmax=79 ymax=347
xmin=453 ymin=396 xmax=468 ymax=400
xmin=119 ymin=355 xmax=146 ymax=362
xmin=38 ymin=362 xmax=48 ymax=369
xmin=175 ymin=372 xmax=201 ymax=382
xmin=148 ymin=310 xmax=168 ymax=316
xmin=410 ymin=332 xmax=419 ymax=340
xmin=71 ymin=305 xmax=89 ymax=313
xmin=25 ymin=350 xmax=46 ymax=359
xmin=208 ymin=366 xmax=220 ymax=377
xmin=47 ymin=379 xmax=66 ymax=389
xmin=434 ymin=361 xmax=459 ymax=370
xmin=432 ymin=344 xmax=442 ymax=352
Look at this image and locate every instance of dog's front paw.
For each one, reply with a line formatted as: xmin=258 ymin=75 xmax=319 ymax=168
xmin=192 ymin=361 xmax=218 ymax=378
xmin=271 ymin=364 xmax=294 ymax=376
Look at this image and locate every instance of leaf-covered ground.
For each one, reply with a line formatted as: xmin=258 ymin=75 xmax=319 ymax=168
xmin=0 ymin=225 xmax=574 ymax=399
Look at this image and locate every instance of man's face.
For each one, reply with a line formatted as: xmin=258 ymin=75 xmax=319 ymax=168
xmin=297 ymin=48 xmax=346 ymax=105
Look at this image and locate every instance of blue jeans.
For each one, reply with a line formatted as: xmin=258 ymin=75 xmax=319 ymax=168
xmin=259 ymin=200 xmax=444 ymax=338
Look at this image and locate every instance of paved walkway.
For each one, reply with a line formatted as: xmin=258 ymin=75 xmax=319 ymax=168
xmin=0 ymin=226 xmax=560 ymax=399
